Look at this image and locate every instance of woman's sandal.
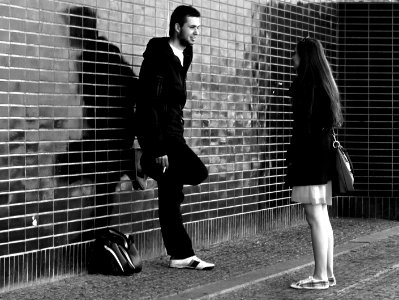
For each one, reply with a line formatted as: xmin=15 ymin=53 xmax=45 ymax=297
xmin=290 ymin=276 xmax=329 ymax=290
xmin=328 ymin=276 xmax=336 ymax=287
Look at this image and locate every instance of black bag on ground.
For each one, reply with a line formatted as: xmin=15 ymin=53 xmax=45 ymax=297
xmin=88 ymin=228 xmax=142 ymax=275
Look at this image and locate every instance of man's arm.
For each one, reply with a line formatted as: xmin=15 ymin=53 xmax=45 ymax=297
xmin=137 ymin=53 xmax=168 ymax=159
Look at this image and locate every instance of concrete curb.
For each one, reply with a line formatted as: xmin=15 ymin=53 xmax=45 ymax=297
xmin=159 ymin=225 xmax=399 ymax=300
xmin=350 ymin=226 xmax=399 ymax=243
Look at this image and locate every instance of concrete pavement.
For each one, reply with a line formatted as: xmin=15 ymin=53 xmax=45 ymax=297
xmin=1 ymin=218 xmax=398 ymax=300
xmin=164 ymin=227 xmax=399 ymax=300
xmin=214 ymin=235 xmax=399 ymax=300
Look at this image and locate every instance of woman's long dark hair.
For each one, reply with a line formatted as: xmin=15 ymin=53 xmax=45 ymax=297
xmin=296 ymin=38 xmax=343 ymax=127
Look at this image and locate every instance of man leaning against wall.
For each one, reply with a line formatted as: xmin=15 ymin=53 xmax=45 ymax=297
xmin=135 ymin=5 xmax=214 ymax=270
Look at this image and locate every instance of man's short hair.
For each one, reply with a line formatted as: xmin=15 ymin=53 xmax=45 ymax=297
xmin=169 ymin=5 xmax=200 ymax=37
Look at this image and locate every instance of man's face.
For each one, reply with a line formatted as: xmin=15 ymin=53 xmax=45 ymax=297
xmin=177 ymin=16 xmax=200 ymax=46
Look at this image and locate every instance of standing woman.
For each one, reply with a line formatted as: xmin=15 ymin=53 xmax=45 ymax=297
xmin=287 ymin=38 xmax=343 ymax=290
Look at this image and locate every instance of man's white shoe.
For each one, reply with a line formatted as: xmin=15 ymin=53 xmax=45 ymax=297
xmin=169 ymin=256 xmax=215 ymax=270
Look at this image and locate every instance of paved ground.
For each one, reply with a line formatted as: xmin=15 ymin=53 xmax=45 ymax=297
xmin=1 ymin=218 xmax=398 ymax=300
xmin=215 ymin=236 xmax=399 ymax=300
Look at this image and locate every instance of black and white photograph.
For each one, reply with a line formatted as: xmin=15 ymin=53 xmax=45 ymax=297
xmin=0 ymin=0 xmax=398 ymax=299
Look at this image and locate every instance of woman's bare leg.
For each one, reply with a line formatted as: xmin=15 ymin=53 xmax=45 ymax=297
xmin=304 ymin=204 xmax=328 ymax=281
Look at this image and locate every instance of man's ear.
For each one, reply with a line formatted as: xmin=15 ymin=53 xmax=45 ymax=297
xmin=174 ymin=23 xmax=181 ymax=34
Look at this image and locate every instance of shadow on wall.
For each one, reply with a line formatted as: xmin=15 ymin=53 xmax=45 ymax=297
xmin=56 ymin=6 xmax=138 ymax=239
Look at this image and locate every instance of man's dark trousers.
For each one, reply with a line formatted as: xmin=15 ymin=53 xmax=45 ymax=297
xmin=141 ymin=136 xmax=208 ymax=259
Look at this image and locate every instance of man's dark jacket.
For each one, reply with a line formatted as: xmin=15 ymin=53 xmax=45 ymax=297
xmin=136 ymin=37 xmax=193 ymax=158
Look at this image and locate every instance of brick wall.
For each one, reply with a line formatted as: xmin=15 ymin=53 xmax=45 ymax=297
xmin=0 ymin=0 xmax=338 ymax=290
xmin=332 ymin=2 xmax=399 ymax=220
